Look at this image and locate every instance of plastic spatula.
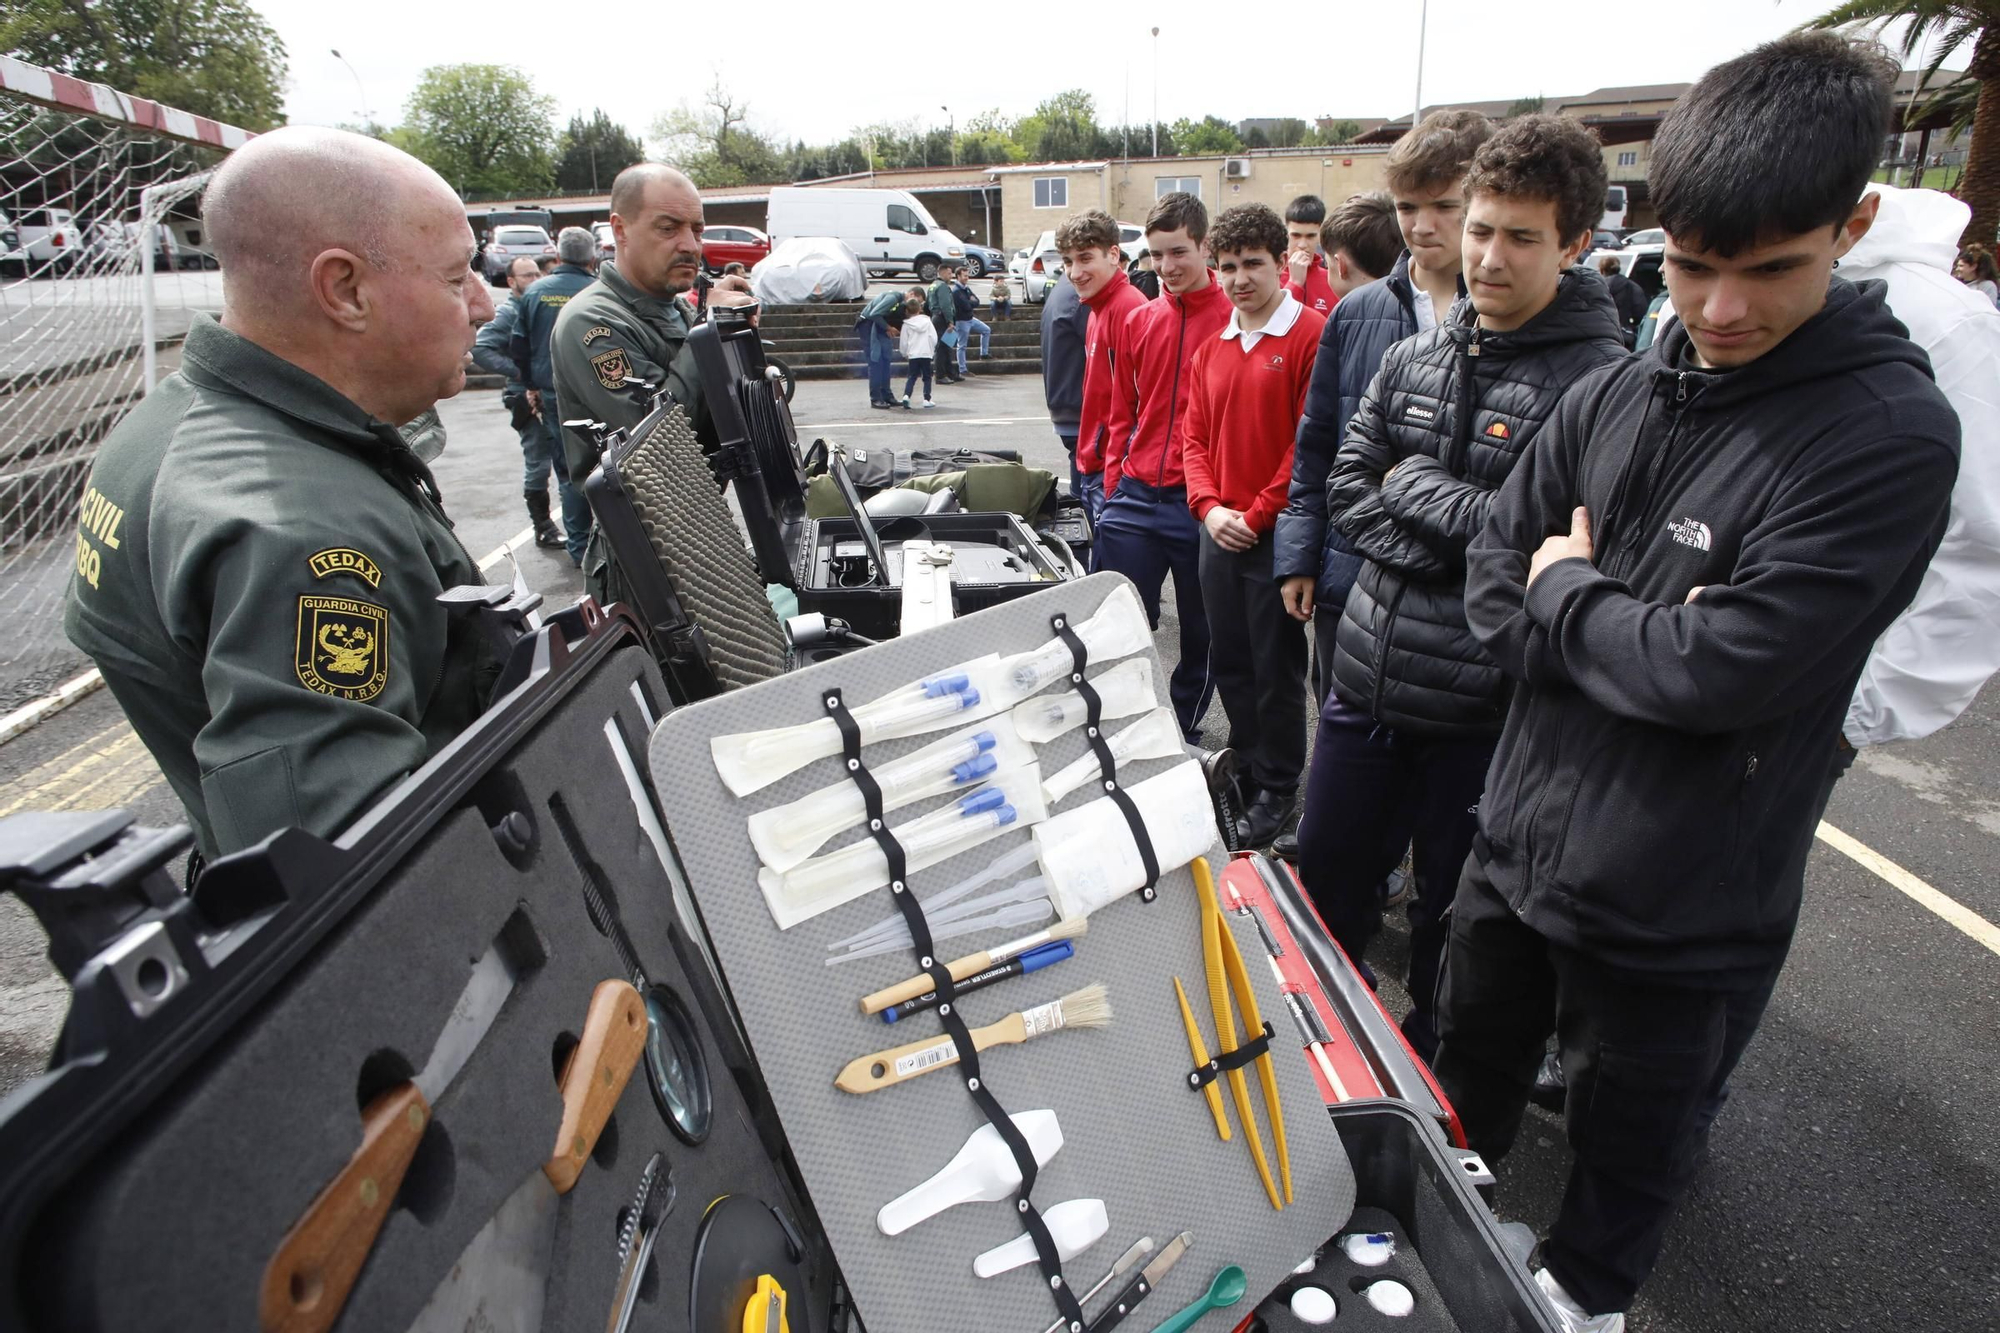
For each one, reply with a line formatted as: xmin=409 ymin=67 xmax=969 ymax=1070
xmin=876 ymin=1110 xmax=1064 ymax=1236
xmin=972 ymin=1198 xmax=1109 ymax=1277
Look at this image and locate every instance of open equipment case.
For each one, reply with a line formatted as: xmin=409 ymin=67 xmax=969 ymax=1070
xmin=582 ymin=305 xmax=1079 ymax=704
xmin=0 ymin=594 xmax=1558 ymax=1332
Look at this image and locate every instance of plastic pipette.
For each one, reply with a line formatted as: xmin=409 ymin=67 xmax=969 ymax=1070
xmin=824 ymin=840 xmax=1041 ymax=953
xmin=824 ymin=899 xmax=1056 ymax=965
xmin=831 ymin=876 xmax=1052 ymax=958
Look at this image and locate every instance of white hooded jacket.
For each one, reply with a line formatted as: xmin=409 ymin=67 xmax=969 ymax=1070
xmin=1838 ymin=184 xmax=2000 ymax=745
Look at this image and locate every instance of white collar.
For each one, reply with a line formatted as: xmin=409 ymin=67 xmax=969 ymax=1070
xmin=1221 ymin=290 xmax=1303 ymax=343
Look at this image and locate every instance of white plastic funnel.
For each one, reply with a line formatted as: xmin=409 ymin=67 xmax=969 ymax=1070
xmin=972 ymin=1198 xmax=1109 ymax=1278
xmin=876 ymin=1110 xmax=1064 ymax=1237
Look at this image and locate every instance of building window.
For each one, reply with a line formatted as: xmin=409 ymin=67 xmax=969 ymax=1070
xmin=1033 ymin=177 xmax=1068 ymax=209
xmin=1616 ymin=150 xmax=1638 ymax=168
xmin=1156 ymin=176 xmax=1202 ymax=199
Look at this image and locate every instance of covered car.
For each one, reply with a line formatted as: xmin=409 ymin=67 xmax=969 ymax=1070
xmin=749 ymin=235 xmax=866 ymax=305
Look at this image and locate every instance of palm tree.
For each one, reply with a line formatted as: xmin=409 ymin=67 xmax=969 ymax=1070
xmin=1808 ymin=1 xmax=2000 ymax=247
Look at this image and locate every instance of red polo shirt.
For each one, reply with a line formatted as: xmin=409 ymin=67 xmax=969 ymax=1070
xmin=1181 ymin=292 xmax=1325 ymax=533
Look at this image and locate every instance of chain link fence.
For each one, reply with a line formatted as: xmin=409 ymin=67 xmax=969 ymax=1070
xmin=0 ymin=64 xmax=240 ymax=709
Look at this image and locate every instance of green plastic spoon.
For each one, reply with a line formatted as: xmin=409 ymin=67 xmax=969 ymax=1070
xmin=1147 ymin=1264 xmax=1249 ymax=1333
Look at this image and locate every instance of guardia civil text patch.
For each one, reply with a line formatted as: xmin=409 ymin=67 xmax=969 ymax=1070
xmin=295 ymin=595 xmax=389 ymax=701
xmin=590 ymin=347 xmax=632 ymax=390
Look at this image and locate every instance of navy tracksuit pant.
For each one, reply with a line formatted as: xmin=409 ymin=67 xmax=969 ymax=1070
xmin=1093 ymin=477 xmax=1213 ymax=738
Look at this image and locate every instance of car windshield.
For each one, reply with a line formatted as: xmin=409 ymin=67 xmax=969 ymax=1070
xmin=1626 ymin=229 xmax=1664 ymax=246
xmin=495 ymin=227 xmax=549 ymax=245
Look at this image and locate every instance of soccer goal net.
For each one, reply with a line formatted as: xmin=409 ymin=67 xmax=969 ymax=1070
xmin=0 ymin=57 xmax=250 ymax=708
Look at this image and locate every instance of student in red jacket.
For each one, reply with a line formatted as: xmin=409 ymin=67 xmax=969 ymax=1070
xmin=1099 ymin=191 xmax=1233 ymax=739
xmin=1282 ymin=194 xmax=1338 ymax=316
xmin=1183 ymin=204 xmax=1326 ymax=846
xmin=1061 ymin=210 xmax=1148 ymax=527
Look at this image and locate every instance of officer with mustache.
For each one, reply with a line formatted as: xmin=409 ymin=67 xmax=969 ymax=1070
xmin=550 ymin=163 xmax=756 ymax=604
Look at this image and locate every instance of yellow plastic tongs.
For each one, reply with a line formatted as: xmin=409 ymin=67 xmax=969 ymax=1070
xmin=1191 ymin=857 xmax=1292 ymax=1209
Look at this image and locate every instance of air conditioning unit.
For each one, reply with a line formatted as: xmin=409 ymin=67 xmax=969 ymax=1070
xmin=1224 ymin=157 xmax=1252 ymax=179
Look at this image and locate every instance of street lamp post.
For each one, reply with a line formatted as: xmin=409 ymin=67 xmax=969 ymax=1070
xmin=1413 ymin=1 xmax=1428 ymax=126
xmin=330 ymin=48 xmax=372 ymax=127
xmin=942 ymin=105 xmax=956 ymax=167
xmin=1151 ymin=27 xmax=1160 ymax=157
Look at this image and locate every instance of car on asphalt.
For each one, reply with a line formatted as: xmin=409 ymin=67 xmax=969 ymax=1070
xmin=482 ymin=225 xmax=556 ymax=283
xmin=593 ymin=221 xmax=616 ymax=264
xmin=0 ymin=209 xmax=24 ymax=277
xmin=958 ymin=240 xmax=1006 ymax=278
xmin=17 ymin=207 xmax=82 ymax=274
xmin=1117 ymin=222 xmax=1146 ymax=263
xmin=83 ymin=220 xmax=181 ymax=271
xmin=701 ymin=224 xmax=771 ymax=274
xmin=1008 ymin=247 xmax=1030 ymax=280
xmin=1022 ymin=229 xmax=1063 ymax=303
xmin=767 ymin=187 xmax=964 ymax=282
xmin=1596 ymin=228 xmax=1667 ymax=297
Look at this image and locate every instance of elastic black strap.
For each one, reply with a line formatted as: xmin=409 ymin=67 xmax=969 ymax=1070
xmin=1184 ymin=1021 xmax=1276 ymax=1091
xmin=823 ymin=689 xmax=1085 ymax=1331
xmin=1049 ymin=613 xmax=1160 ymax=900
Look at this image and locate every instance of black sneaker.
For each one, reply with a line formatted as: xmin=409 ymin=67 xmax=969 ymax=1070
xmin=1272 ymin=831 xmax=1300 ymax=863
xmin=1239 ymin=787 xmax=1297 ymax=849
xmin=1527 ymin=1050 xmax=1567 ymax=1112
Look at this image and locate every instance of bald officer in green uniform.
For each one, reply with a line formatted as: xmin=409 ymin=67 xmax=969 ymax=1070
xmin=549 ymin=163 xmax=756 ymax=603
xmin=63 ymin=126 xmax=500 ymax=863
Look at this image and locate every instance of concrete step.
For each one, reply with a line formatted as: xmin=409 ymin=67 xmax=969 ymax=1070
xmin=793 ymin=357 xmax=1040 ymax=381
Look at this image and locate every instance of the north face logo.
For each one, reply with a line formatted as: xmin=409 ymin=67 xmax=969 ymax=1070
xmin=1668 ymin=517 xmax=1713 ymax=551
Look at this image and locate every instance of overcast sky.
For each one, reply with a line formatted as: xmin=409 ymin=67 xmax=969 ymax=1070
xmin=267 ymin=0 xmax=1950 ymax=152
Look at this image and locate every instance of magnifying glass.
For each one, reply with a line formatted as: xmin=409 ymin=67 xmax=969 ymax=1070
xmin=642 ymin=982 xmax=712 ymax=1145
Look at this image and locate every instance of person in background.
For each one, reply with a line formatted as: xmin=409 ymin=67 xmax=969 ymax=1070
xmin=899 ymin=288 xmax=937 ymax=407
xmin=857 ymin=284 xmax=908 ymax=410
xmin=1596 ymin=254 xmax=1649 ymax=346
xmin=510 ymin=226 xmax=600 ymax=567
xmin=1128 ymin=248 xmax=1161 ymax=300
xmin=473 ymin=254 xmax=566 ymax=549
xmin=535 ymin=254 xmax=558 ymax=276
xmin=1319 ymin=191 xmax=1403 ymax=303
xmin=928 ymin=263 xmax=961 ymax=383
xmin=1276 ymin=111 xmax=1495 ymax=707
xmin=1633 ymin=284 xmax=1673 ymax=351
xmin=721 ymin=260 xmax=748 ymax=277
xmin=1180 ymin=204 xmax=1325 ymax=845
xmin=991 ymin=273 xmax=1013 ymax=318
xmin=951 ymin=268 xmax=992 ymax=375
xmin=1283 ymin=193 xmax=1337 ymax=315
xmin=1099 ymin=191 xmax=1232 ymax=743
xmin=1440 ymin=38 xmax=1957 ymax=1331
xmin=1062 ymin=210 xmax=1148 ymax=528
xmin=1953 ymin=243 xmax=1999 ymax=304
xmin=1302 ymin=113 xmax=1624 ymax=1066
xmin=1040 ymin=271 xmax=1090 ymax=502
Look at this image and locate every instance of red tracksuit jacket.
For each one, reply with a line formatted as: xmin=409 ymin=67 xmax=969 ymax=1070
xmin=1181 ymin=294 xmax=1326 ymax=533
xmin=1283 ymin=253 xmax=1339 ymax=319
xmin=1104 ymin=277 xmax=1232 ymax=495
xmin=1073 ymin=268 xmax=1149 ymax=478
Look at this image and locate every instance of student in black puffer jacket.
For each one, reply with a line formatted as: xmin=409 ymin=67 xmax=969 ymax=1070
xmin=1294 ymin=115 xmax=1627 ymax=1062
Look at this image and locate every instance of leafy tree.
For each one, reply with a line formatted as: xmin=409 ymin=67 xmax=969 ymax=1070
xmin=1263 ymin=117 xmax=1313 ymax=148
xmin=403 ymin=64 xmax=556 ymax=196
xmin=1505 ymin=95 xmax=1547 ymax=118
xmin=1 ymin=0 xmax=288 ymax=129
xmin=554 ymin=109 xmax=644 ymax=192
xmin=1808 ymin=0 xmax=2000 ymax=247
xmin=1018 ymin=90 xmax=1103 ymax=162
xmin=1243 ymin=126 xmax=1271 ymax=149
xmin=1311 ymin=119 xmax=1365 ymax=145
xmin=653 ymin=83 xmax=784 ymax=186
xmin=1171 ymin=115 xmax=1245 ymax=155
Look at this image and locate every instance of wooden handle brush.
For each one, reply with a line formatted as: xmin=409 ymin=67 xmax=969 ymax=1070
xmin=835 ymin=984 xmax=1110 ymax=1093
xmin=859 ymin=919 xmax=1088 ymax=1015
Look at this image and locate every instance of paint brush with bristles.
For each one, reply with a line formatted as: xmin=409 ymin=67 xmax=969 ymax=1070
xmin=834 ymin=984 xmax=1112 ymax=1094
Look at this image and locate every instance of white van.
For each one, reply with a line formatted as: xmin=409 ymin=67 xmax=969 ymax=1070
xmin=765 ymin=187 xmax=964 ymax=283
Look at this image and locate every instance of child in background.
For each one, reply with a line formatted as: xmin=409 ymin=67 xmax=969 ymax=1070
xmin=990 ymin=275 xmax=1013 ymax=318
xmin=899 ymin=289 xmax=937 ymax=408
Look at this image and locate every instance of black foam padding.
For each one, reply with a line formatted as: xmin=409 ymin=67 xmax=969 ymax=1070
xmin=615 ymin=403 xmax=789 ymax=689
xmin=1249 ymin=1206 xmax=1461 ymax=1333
xmin=24 ymin=644 xmax=835 ymax=1333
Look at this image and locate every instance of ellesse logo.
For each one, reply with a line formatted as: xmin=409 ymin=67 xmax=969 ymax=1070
xmin=1402 ymin=402 xmax=1437 ymax=425
xmin=1668 ymin=517 xmax=1713 ymax=551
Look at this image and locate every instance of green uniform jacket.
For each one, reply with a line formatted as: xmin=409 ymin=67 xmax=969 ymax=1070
xmin=549 ymin=261 xmax=710 ymax=602
xmin=63 ymin=316 xmax=499 ymax=861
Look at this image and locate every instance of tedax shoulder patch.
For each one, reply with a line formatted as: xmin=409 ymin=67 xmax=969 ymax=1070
xmin=308 ymin=546 xmax=383 ymax=588
xmin=296 ymin=595 xmax=390 ymax=701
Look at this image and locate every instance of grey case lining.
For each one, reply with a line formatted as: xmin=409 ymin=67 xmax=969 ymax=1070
xmin=650 ymin=573 xmax=1356 ymax=1333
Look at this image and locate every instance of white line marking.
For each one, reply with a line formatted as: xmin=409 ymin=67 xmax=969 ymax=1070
xmin=476 ymin=524 xmax=536 ymax=572
xmin=0 ymin=669 xmax=105 ymax=745
xmin=1816 ymin=820 xmax=2000 ymax=958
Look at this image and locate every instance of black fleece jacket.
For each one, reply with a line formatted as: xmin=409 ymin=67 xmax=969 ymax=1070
xmin=1466 ymin=278 xmax=1960 ymax=978
xmin=1328 ymin=268 xmax=1627 ymax=736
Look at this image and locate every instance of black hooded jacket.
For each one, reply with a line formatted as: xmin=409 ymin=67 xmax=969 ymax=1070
xmin=1327 ymin=268 xmax=1628 ymax=736
xmin=1465 ymin=278 xmax=1960 ymax=977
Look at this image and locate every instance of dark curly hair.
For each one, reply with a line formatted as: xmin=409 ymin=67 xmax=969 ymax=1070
xmin=1054 ymin=209 xmax=1120 ymax=256
xmin=1463 ymin=113 xmax=1608 ymax=246
xmin=1206 ymin=203 xmax=1288 ymax=262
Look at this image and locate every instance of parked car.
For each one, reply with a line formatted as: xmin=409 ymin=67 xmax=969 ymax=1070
xmin=1118 ymin=222 xmax=1147 ymax=263
xmin=592 ymin=221 xmax=616 ymax=263
xmin=766 ymin=187 xmax=964 ymax=282
xmin=83 ymin=220 xmax=180 ymax=271
xmin=482 ymin=225 xmax=556 ymax=283
xmin=1008 ymin=247 xmax=1031 ymax=280
xmin=0 ymin=209 xmax=24 ymax=277
xmin=167 ymin=218 xmax=220 ymax=269
xmin=701 ymin=224 xmax=771 ymax=274
xmin=1022 ymin=229 xmax=1063 ymax=303
xmin=17 ymin=207 xmax=81 ymax=274
xmin=958 ymin=240 xmax=1006 ymax=278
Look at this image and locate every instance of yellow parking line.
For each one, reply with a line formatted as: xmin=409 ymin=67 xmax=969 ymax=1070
xmin=1816 ymin=821 xmax=2000 ymax=959
xmin=0 ymin=722 xmax=163 ymax=818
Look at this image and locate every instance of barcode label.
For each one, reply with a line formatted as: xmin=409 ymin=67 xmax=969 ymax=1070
xmin=895 ymin=1039 xmax=960 ymax=1078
